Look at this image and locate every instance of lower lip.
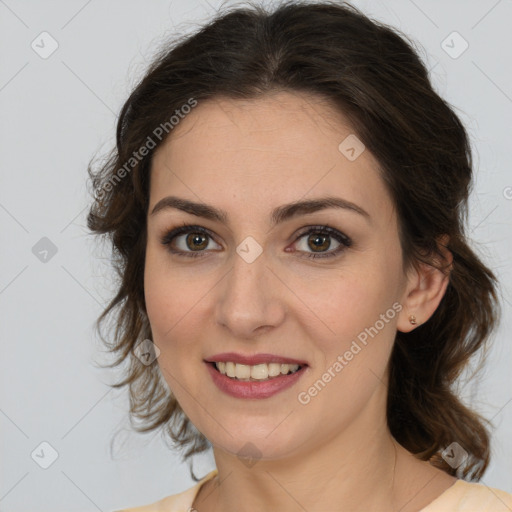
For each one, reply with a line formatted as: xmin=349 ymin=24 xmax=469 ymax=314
xmin=205 ymin=362 xmax=307 ymax=399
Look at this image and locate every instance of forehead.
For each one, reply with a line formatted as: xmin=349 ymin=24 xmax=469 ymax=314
xmin=149 ymin=91 xmax=393 ymax=224
xmin=161 ymin=91 xmax=355 ymax=153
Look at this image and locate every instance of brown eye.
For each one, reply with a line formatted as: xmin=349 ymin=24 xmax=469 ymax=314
xmin=306 ymin=233 xmax=331 ymax=252
xmin=293 ymin=226 xmax=352 ymax=259
xmin=160 ymin=224 xmax=220 ymax=258
xmin=185 ymin=233 xmax=209 ymax=251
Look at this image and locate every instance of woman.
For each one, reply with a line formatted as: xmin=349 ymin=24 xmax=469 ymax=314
xmin=87 ymin=1 xmax=512 ymax=510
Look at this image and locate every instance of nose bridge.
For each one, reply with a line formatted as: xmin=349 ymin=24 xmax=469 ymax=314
xmin=215 ymin=237 xmax=284 ymax=335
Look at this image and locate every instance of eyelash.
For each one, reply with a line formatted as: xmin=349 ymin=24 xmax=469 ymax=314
xmin=159 ymin=222 xmax=352 ymax=260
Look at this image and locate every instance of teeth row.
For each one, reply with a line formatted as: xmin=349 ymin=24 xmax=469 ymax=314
xmin=215 ymin=362 xmax=301 ymax=380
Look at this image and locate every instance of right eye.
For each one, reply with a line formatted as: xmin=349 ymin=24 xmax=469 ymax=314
xmin=160 ymin=223 xmax=221 ymax=258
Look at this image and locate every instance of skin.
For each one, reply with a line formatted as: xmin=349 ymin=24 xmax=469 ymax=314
xmin=144 ymin=90 xmax=456 ymax=512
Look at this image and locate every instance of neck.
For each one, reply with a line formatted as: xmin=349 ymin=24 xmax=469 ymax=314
xmin=195 ymin=385 xmax=452 ymax=512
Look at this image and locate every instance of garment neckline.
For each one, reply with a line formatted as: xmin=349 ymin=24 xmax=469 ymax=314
xmin=190 ymin=469 xmax=219 ymax=503
xmin=419 ymin=478 xmax=465 ymax=511
xmin=191 ymin=470 xmax=465 ymax=510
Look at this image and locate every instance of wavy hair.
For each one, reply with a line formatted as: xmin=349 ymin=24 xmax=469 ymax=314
xmin=87 ymin=0 xmax=501 ymax=481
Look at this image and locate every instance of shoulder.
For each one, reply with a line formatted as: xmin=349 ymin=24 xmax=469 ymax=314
xmin=421 ymin=479 xmax=512 ymax=511
xmin=114 ymin=469 xmax=218 ymax=512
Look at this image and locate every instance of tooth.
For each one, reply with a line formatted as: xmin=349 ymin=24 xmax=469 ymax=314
xmin=268 ymin=363 xmax=281 ymax=377
xmin=225 ymin=361 xmax=236 ymax=377
xmin=215 ymin=361 xmax=302 ymax=379
xmin=235 ymin=363 xmax=251 ymax=379
xmin=251 ymin=364 xmax=269 ymax=380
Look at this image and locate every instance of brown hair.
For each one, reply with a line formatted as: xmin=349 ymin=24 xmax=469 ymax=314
xmin=87 ymin=0 xmax=501 ymax=481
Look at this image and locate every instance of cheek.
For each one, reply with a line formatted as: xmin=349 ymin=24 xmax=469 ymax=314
xmin=144 ymin=280 xmax=199 ymax=351
xmin=143 ymin=250 xmax=209 ymax=385
xmin=297 ymin=282 xmax=399 ymax=426
xmin=305 ymin=252 xmax=402 ymax=376
xmin=144 ymin=246 xmax=194 ymax=338
xmin=314 ymin=265 xmax=400 ymax=334
xmin=144 ymin=261 xmax=204 ymax=399
xmin=144 ymin=262 xmax=172 ymax=337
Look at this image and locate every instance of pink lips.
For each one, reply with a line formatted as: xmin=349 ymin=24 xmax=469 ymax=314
xmin=204 ymin=353 xmax=309 ymax=399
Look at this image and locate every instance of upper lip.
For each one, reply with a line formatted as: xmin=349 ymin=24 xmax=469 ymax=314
xmin=205 ymin=352 xmax=308 ymax=366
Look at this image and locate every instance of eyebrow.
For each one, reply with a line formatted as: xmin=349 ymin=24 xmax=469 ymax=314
xmin=150 ymin=195 xmax=371 ymax=226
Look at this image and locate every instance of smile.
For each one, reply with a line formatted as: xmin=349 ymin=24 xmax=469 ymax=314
xmin=205 ymin=360 xmax=308 ymax=399
xmin=213 ymin=361 xmax=302 ymax=381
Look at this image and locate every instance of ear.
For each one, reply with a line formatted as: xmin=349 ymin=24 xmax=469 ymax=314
xmin=397 ymin=235 xmax=453 ymax=333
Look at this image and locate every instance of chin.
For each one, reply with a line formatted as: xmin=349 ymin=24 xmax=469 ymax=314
xmin=204 ymin=422 xmax=306 ymax=462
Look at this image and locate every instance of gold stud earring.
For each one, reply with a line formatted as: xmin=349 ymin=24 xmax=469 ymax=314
xmin=409 ymin=315 xmax=417 ymax=325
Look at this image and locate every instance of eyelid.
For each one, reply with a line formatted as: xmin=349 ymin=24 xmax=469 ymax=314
xmin=292 ymin=225 xmax=352 ymax=260
xmin=294 ymin=225 xmax=351 ymax=245
xmin=160 ymin=224 xmax=221 ymax=253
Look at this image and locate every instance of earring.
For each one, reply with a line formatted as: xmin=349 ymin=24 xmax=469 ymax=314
xmin=409 ymin=315 xmax=417 ymax=325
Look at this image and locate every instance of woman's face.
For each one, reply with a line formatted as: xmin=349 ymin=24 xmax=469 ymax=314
xmin=144 ymin=91 xmax=412 ymax=461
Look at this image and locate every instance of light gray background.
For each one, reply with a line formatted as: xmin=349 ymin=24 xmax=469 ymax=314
xmin=1 ymin=0 xmax=511 ymax=510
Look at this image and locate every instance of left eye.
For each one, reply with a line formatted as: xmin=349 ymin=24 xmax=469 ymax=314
xmin=160 ymin=224 xmax=352 ymax=260
xmin=292 ymin=226 xmax=352 ymax=259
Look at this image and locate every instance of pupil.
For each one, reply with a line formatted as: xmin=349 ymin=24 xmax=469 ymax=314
xmin=188 ymin=233 xmax=207 ymax=250
xmin=310 ymin=234 xmax=329 ymax=251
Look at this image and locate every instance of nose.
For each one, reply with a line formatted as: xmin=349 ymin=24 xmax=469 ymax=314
xmin=214 ymin=244 xmax=286 ymax=339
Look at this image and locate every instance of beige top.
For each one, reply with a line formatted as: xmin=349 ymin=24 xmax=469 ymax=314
xmin=116 ymin=469 xmax=512 ymax=511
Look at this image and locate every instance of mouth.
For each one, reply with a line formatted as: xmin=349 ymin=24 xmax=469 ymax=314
xmin=204 ymin=358 xmax=309 ymax=399
xmin=207 ymin=361 xmax=305 ymax=382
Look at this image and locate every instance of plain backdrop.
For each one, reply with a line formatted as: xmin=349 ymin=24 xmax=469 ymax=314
xmin=1 ymin=0 xmax=511 ymax=510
